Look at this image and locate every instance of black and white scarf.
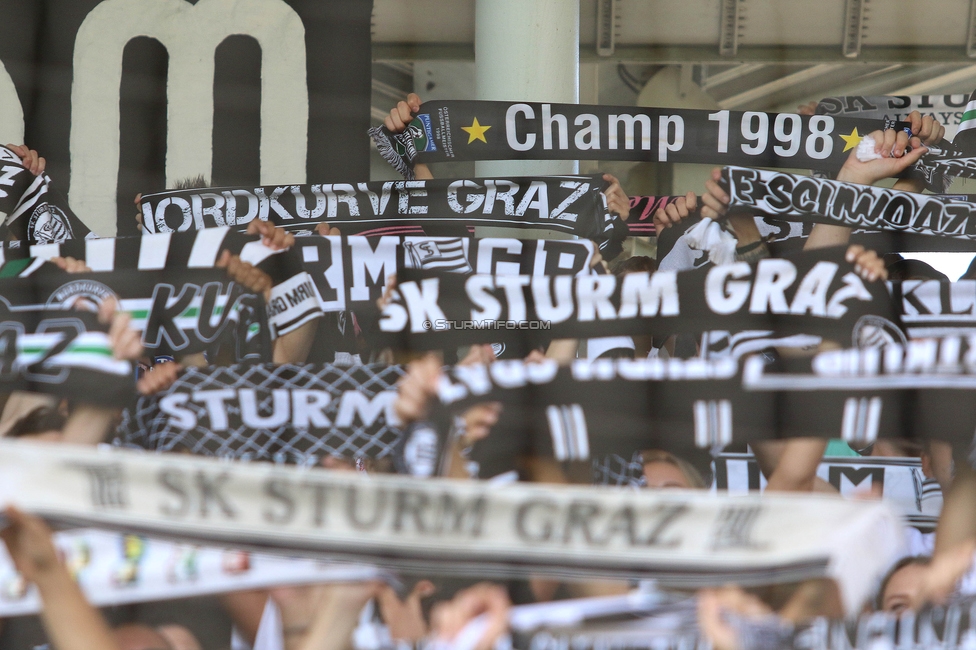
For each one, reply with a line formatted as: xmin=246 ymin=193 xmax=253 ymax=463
xmin=369 ymin=100 xmax=920 ymax=178
xmin=0 ymin=309 xmax=133 ymax=406
xmin=433 ymin=344 xmax=976 ymax=469
xmin=814 ymin=92 xmax=976 ymax=193
xmin=723 ymin=166 xmax=976 ymax=242
xmin=0 ymin=145 xmax=91 ymax=244
xmin=714 ymin=452 xmax=940 ymax=531
xmin=816 ymin=94 xmax=970 ymax=136
xmin=137 ymin=176 xmax=626 ymax=257
xmin=375 ymin=247 xmax=901 ymax=350
xmin=1 ymin=227 xmax=318 ymax=339
xmin=114 ymin=363 xmax=407 ymax=465
xmin=0 ymin=261 xmax=269 ymax=358
xmin=289 ymin=234 xmax=598 ymax=312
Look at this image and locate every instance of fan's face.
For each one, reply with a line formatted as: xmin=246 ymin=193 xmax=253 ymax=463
xmin=881 ymin=564 xmax=927 ymax=614
xmin=643 ymin=461 xmax=691 ymax=489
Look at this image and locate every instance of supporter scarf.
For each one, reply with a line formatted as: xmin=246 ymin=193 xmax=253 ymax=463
xmin=0 ymin=441 xmax=901 ymax=607
xmin=0 ymin=228 xmax=316 ymax=340
xmin=815 ymin=92 xmax=976 ymax=192
xmin=434 ymin=356 xmax=867 ymax=460
xmin=0 ymin=262 xmax=269 ymax=358
xmin=1 ymin=232 xmax=598 ymax=322
xmin=895 ymin=279 xmax=976 ymax=338
xmin=752 ymin=212 xmax=976 ymax=255
xmin=438 ymin=336 xmax=976 ymax=464
xmin=0 ymin=527 xmax=387 ymax=617
xmin=740 ymin=337 xmax=976 ymax=451
xmin=517 ymin=598 xmax=976 ymax=650
xmin=369 ymin=100 xmax=914 ymax=175
xmin=714 ymin=453 xmax=940 ymax=531
xmin=723 ymin=166 xmax=976 ymax=241
xmin=137 ymin=176 xmax=625 ymax=256
xmin=114 ymin=363 xmax=407 ymax=465
xmin=375 ymin=247 xmax=901 ymax=350
xmin=0 ymin=145 xmax=91 ymax=244
xmin=0 ymin=309 xmax=133 ymax=406
xmin=816 ymin=94 xmax=970 ymax=130
xmin=292 ymin=235 xmax=598 ymax=312
xmin=625 ymin=195 xmax=681 ymax=235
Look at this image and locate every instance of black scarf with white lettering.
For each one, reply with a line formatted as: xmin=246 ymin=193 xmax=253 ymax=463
xmin=114 ymin=363 xmax=407 ymax=465
xmin=287 ymin=234 xmax=599 ymax=313
xmin=137 ymin=176 xmax=626 ymax=257
xmin=436 ymin=338 xmax=976 ymax=471
xmin=723 ymin=167 xmax=976 ymax=244
xmin=0 ymin=261 xmax=269 ymax=358
xmin=374 ymin=246 xmax=902 ymax=351
xmin=2 ymin=227 xmax=314 ymax=340
xmin=0 ymin=309 xmax=133 ymax=406
xmin=896 ymin=279 xmax=976 ymax=337
xmin=369 ymin=100 xmax=926 ymax=178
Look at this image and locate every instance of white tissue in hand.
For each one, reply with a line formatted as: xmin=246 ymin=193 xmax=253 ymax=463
xmin=856 ymin=135 xmax=883 ymax=162
xmin=685 ymin=217 xmax=738 ymax=266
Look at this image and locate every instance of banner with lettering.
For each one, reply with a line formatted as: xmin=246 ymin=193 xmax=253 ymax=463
xmin=723 ymin=167 xmax=976 ymax=242
xmin=437 ymin=337 xmax=976 ymax=463
xmin=714 ymin=453 xmax=941 ymax=531
xmin=0 ymin=309 xmax=133 ymax=406
xmin=114 ymin=363 xmax=407 ymax=466
xmin=1 ymin=227 xmax=314 ymax=341
xmin=5 ymin=232 xmax=599 ymax=320
xmin=0 ymin=263 xmax=269 ymax=358
xmin=896 ymin=279 xmax=976 ymax=338
xmin=374 ymin=247 xmax=902 ymax=350
xmin=434 ymin=356 xmax=897 ymax=461
xmin=137 ymin=176 xmax=626 ymax=256
xmin=0 ymin=441 xmax=901 ymax=611
xmin=816 ymin=94 xmax=970 ymax=139
xmin=373 ymin=101 xmax=916 ymax=171
xmin=512 ymin=595 xmax=976 ymax=650
xmin=0 ymin=0 xmax=372 ymax=237
xmin=0 ymin=528 xmax=388 ymax=617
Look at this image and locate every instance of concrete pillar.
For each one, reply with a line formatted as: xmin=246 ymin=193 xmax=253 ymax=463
xmin=474 ymin=0 xmax=579 ymax=178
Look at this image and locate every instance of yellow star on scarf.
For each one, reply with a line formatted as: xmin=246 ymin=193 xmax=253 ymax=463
xmin=840 ymin=127 xmax=862 ymax=153
xmin=461 ymin=117 xmax=491 ymax=144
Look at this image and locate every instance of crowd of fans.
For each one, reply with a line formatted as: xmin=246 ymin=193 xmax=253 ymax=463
xmin=2 ymin=86 xmax=976 ymax=650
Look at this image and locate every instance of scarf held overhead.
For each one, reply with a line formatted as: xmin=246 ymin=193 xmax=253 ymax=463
xmin=0 ymin=146 xmax=90 ymax=245
xmin=722 ymin=166 xmax=976 ymax=241
xmin=375 ymin=247 xmax=901 ymax=350
xmin=0 ymin=263 xmax=268 ymax=358
xmin=0 ymin=441 xmax=900 ymax=609
xmin=370 ymin=100 xmax=915 ymax=175
xmin=114 ymin=363 xmax=407 ymax=466
xmin=137 ymin=176 xmax=625 ymax=255
xmin=0 ymin=309 xmax=133 ymax=407
xmin=434 ymin=338 xmax=976 ymax=464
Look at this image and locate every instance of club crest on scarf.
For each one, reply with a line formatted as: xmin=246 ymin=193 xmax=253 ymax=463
xmin=29 ymin=204 xmax=75 ymax=245
xmin=46 ymin=280 xmax=118 ymax=312
xmin=404 ymin=238 xmax=472 ymax=273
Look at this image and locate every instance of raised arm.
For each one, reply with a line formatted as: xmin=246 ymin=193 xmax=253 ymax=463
xmin=1 ymin=506 xmax=122 ymax=650
xmin=384 ymin=93 xmax=433 ymax=180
